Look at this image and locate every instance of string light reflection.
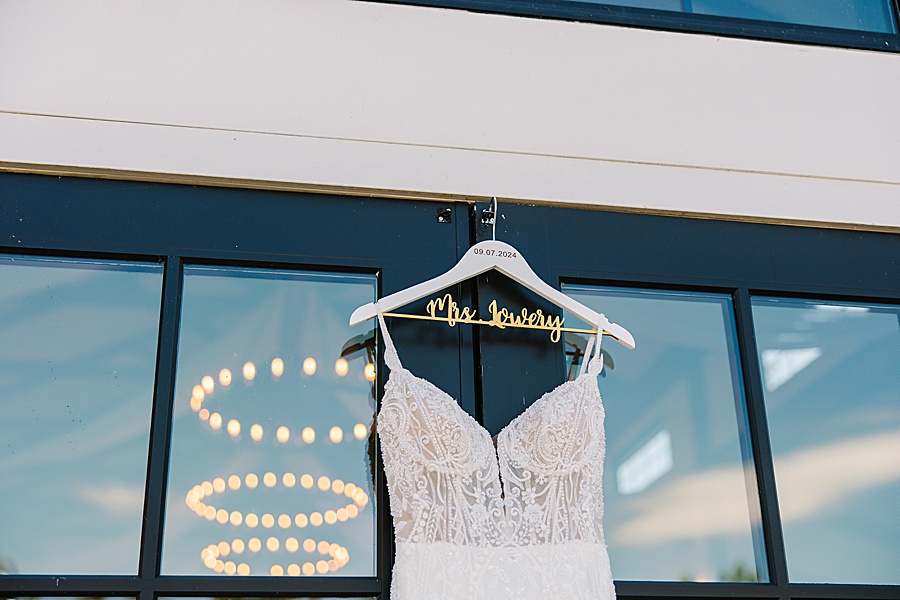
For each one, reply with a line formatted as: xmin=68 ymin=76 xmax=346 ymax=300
xmin=184 ymin=354 xmax=375 ymax=576
xmin=186 ymin=469 xmax=368 ymax=575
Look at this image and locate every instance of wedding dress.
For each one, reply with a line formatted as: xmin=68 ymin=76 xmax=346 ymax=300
xmin=376 ymin=311 xmax=616 ymax=599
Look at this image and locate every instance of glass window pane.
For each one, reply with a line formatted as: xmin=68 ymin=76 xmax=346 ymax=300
xmin=165 ymin=597 xmax=375 ymax=600
xmin=162 ymin=267 xmax=377 ymax=577
xmin=562 ymin=285 xmax=766 ymax=582
xmin=574 ymin=0 xmax=898 ymax=33
xmin=0 ymin=256 xmax=162 ymax=575
xmin=752 ymin=298 xmax=900 ymax=584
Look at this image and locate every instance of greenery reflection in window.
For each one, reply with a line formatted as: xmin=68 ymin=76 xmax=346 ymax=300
xmin=162 ymin=267 xmax=377 ymax=576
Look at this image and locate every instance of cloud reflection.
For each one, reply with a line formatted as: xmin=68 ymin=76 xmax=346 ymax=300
xmin=611 ymin=429 xmax=900 ymax=546
xmin=77 ymin=482 xmax=145 ymax=515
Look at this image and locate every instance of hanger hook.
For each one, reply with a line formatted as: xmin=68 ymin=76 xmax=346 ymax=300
xmin=491 ymin=196 xmax=497 ymax=241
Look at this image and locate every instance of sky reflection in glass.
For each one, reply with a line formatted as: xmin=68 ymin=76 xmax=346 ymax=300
xmin=752 ymin=298 xmax=900 ymax=584
xmin=562 ymin=285 xmax=764 ymax=583
xmin=0 ymin=256 xmax=162 ymax=575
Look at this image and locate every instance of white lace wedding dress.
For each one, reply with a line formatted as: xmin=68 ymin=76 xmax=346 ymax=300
xmin=376 ymin=312 xmax=616 ymax=599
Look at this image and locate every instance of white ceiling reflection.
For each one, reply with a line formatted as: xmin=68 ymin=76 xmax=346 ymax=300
xmin=616 ymin=429 xmax=673 ymax=495
xmin=760 ymin=347 xmax=822 ymax=392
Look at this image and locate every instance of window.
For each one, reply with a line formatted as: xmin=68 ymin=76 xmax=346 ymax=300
xmin=1 ymin=173 xmax=898 ymax=600
xmin=751 ymin=297 xmax=900 ymax=584
xmin=162 ymin=266 xmax=379 ymax=577
xmin=562 ymin=287 xmax=765 ymax=582
xmin=377 ymin=0 xmax=900 ymax=51
xmin=0 ymin=257 xmax=162 ymax=575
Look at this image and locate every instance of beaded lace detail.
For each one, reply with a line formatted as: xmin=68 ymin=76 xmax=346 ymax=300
xmin=376 ymin=312 xmax=616 ymax=599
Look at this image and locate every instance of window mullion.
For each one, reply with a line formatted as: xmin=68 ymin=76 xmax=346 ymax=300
xmin=139 ymin=256 xmax=184 ymax=580
xmin=732 ymin=287 xmax=789 ymax=593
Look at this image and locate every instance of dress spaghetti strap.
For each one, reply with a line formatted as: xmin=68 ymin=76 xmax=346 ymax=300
xmin=578 ymin=319 xmax=605 ymax=378
xmin=376 ymin=307 xmax=403 ymax=371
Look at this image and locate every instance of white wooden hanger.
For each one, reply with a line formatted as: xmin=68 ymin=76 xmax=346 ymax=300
xmin=349 ymin=199 xmax=635 ymax=349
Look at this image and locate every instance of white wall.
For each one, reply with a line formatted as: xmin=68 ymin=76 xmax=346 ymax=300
xmin=1 ymin=0 xmax=898 ymax=229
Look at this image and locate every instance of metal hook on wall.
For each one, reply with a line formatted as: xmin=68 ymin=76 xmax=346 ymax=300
xmin=481 ymin=197 xmax=498 ymax=241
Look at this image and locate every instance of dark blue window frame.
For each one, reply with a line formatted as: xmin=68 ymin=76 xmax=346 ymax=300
xmin=366 ymin=0 xmax=900 ymax=52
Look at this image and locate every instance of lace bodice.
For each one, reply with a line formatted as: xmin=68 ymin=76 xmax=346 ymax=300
xmin=376 ymin=312 xmax=616 ymax=599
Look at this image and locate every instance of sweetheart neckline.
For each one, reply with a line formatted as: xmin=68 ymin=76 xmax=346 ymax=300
xmin=382 ymin=363 xmax=601 ymax=443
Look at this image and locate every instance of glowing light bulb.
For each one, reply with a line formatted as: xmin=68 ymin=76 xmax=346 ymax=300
xmin=219 ymin=368 xmax=232 ymax=386
xmin=364 ymin=362 xmax=376 ymax=381
xmin=263 ymin=472 xmax=276 ymax=487
xmin=276 ymin=426 xmax=290 ymax=443
xmin=270 ymin=564 xmax=284 ymax=576
xmin=250 ymin=423 xmax=263 ymax=441
xmin=261 ymin=513 xmax=275 ymax=528
xmin=353 ymin=423 xmax=367 ymax=440
xmin=199 ymin=408 xmax=210 ymax=421
xmin=331 ymin=479 xmax=344 ymax=494
xmin=232 ymin=538 xmax=245 ymax=553
xmin=316 ymin=560 xmax=329 ymax=574
xmin=224 ymin=561 xmax=236 ymax=575
xmin=245 ymin=473 xmax=258 ymax=489
xmin=317 ymin=540 xmax=330 ymax=555
xmin=324 ymin=510 xmax=337 ymax=525
xmin=285 ymin=537 xmax=299 ymax=552
xmin=216 ymin=509 xmax=228 ymax=524
xmin=278 ymin=514 xmax=291 ymax=528
xmin=283 ymin=472 xmax=296 ymax=487
xmin=245 ymin=513 xmax=259 ymax=528
xmin=242 ymin=361 xmax=256 ymax=381
xmin=343 ymin=483 xmax=356 ymax=497
xmin=248 ymin=537 xmax=261 ymax=552
xmin=227 ymin=419 xmax=241 ymax=437
xmin=209 ymin=412 xmax=222 ymax=430
xmin=201 ymin=375 xmax=215 ymax=393
xmin=295 ymin=513 xmax=308 ymax=528
xmin=303 ymin=357 xmax=317 ymax=375
xmin=347 ymin=505 xmax=359 ymax=519
xmin=334 ymin=358 xmax=349 ymax=377
xmin=329 ymin=543 xmax=340 ymax=556
xmin=205 ymin=506 xmax=217 ymax=521
xmin=214 ymin=559 xmax=225 ymax=573
xmin=329 ymin=426 xmax=343 ymax=444
xmin=217 ymin=541 xmax=230 ymax=556
xmin=192 ymin=385 xmax=205 ymax=401
xmin=228 ymin=475 xmax=241 ymax=490
xmin=287 ymin=563 xmax=301 ymax=576
xmin=267 ymin=537 xmax=280 ymax=552
xmin=230 ymin=511 xmax=242 ymax=526
xmin=302 ymin=562 xmax=315 ymax=576
xmin=237 ymin=563 xmax=250 ymax=575
xmin=317 ymin=476 xmax=331 ymax=491
xmin=310 ymin=512 xmax=323 ymax=527
xmin=271 ymin=357 xmax=284 ymax=377
xmin=336 ymin=508 xmax=348 ymax=522
xmin=300 ymin=474 xmax=313 ymax=489
xmin=301 ymin=427 xmax=315 ymax=444
xmin=190 ymin=396 xmax=202 ymax=412
xmin=213 ymin=478 xmax=226 ymax=493
xmin=201 ymin=481 xmax=214 ymax=495
xmin=302 ymin=538 xmax=316 ymax=553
